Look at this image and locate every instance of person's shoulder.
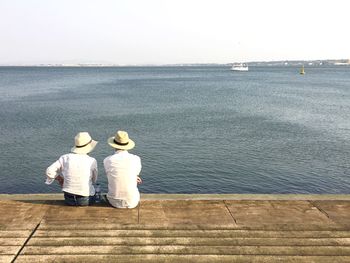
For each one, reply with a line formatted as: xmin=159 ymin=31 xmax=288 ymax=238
xmin=128 ymin=152 xmax=141 ymax=161
xmin=55 ymin=153 xmax=73 ymax=164
xmin=59 ymin=153 xmax=71 ymax=160
xmin=85 ymin=154 xmax=97 ymax=162
xmin=103 ymin=154 xmax=114 ymax=163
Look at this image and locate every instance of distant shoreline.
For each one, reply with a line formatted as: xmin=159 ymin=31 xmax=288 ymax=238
xmin=0 ymin=59 xmax=349 ymax=67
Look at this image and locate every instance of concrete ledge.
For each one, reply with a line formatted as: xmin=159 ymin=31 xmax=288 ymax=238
xmin=140 ymin=194 xmax=350 ymax=201
xmin=1 ymin=193 xmax=350 ymax=201
xmin=1 ymin=194 xmax=350 ymax=262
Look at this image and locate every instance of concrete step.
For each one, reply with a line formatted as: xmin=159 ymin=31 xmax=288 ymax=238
xmin=0 ymin=230 xmax=32 ymax=262
xmin=0 ymin=237 xmax=26 ymax=245
xmin=0 ymin=255 xmax=15 ymax=263
xmin=19 ymin=227 xmax=350 ymax=262
xmin=34 ymin=229 xmax=350 ymax=238
xmin=0 ymin=230 xmax=32 ymax=238
xmin=27 ymin=236 xmax=350 ymax=246
xmin=21 ymin=244 xmax=350 ymax=255
xmin=14 ymin=254 xmax=350 ymax=263
xmin=38 ymin=221 xmax=346 ymax=231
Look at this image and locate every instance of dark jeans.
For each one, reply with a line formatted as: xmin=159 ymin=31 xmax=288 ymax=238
xmin=63 ymin=192 xmax=95 ymax=206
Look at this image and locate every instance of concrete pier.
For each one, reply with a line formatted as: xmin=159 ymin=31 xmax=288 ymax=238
xmin=0 ymin=194 xmax=349 ymax=262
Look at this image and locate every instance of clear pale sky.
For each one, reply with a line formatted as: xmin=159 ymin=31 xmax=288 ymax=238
xmin=0 ymin=0 xmax=349 ymax=65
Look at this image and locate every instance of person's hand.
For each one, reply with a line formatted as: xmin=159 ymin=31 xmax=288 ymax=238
xmin=137 ymin=176 xmax=142 ymax=184
xmin=55 ymin=176 xmax=64 ymax=187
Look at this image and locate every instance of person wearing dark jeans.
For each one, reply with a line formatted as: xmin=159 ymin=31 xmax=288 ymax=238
xmin=46 ymin=132 xmax=98 ymax=206
xmin=63 ymin=192 xmax=96 ymax=206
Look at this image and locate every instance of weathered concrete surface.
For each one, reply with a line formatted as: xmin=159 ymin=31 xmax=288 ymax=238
xmin=139 ymin=200 xmax=235 ymax=226
xmin=225 ymin=200 xmax=334 ymax=228
xmin=0 ymin=194 xmax=349 ymax=262
xmin=312 ymin=201 xmax=350 ymax=228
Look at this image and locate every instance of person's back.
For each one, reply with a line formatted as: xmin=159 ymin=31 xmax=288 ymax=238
xmin=59 ymin=153 xmax=97 ymax=196
xmin=104 ymin=131 xmax=142 ymax=209
xmin=45 ymin=132 xmax=98 ymax=206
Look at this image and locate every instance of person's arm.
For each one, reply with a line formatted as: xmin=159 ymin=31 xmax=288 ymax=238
xmin=55 ymin=175 xmax=64 ymax=187
xmin=45 ymin=158 xmax=62 ymax=185
xmin=91 ymin=159 xmax=98 ymax=184
xmin=136 ymin=156 xmax=142 ymax=184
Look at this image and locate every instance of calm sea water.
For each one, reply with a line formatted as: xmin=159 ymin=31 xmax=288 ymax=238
xmin=0 ymin=65 xmax=349 ymax=194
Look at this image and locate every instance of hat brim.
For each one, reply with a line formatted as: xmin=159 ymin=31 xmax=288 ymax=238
xmin=71 ymin=140 xmax=98 ymax=154
xmin=108 ymin=137 xmax=135 ymax=150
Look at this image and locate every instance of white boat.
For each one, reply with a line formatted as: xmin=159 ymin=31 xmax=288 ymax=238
xmin=231 ymin=63 xmax=248 ymax=71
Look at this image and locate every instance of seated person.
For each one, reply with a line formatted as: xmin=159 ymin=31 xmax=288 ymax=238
xmin=45 ymin=132 xmax=98 ymax=206
xmin=104 ymin=130 xmax=142 ymax=209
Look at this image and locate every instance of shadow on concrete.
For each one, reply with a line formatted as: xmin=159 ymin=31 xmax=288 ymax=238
xmin=9 ymin=199 xmax=112 ymax=208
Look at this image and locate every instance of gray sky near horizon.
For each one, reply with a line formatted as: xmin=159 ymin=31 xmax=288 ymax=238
xmin=0 ymin=0 xmax=349 ymax=65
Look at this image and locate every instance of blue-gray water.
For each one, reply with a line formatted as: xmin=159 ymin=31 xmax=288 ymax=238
xmin=0 ymin=66 xmax=349 ymax=194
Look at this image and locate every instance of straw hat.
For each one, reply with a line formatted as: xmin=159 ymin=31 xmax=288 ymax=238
xmin=108 ymin=130 xmax=135 ymax=150
xmin=71 ymin=132 xmax=98 ymax=154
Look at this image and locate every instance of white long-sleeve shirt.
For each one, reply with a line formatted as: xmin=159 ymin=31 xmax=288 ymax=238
xmin=104 ymin=151 xmax=141 ymax=208
xmin=46 ymin=153 xmax=98 ymax=196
